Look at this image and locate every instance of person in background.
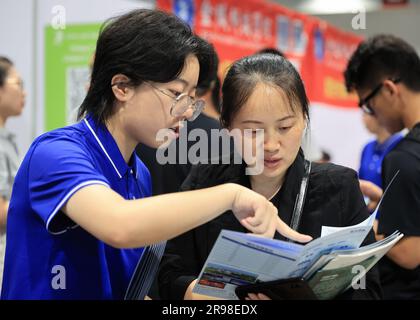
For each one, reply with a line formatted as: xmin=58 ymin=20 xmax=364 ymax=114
xmin=359 ymin=113 xmax=403 ymax=189
xmin=158 ymin=53 xmax=382 ymax=300
xmin=359 ymin=113 xmax=403 ymax=234
xmin=319 ymin=150 xmax=331 ymax=163
xmin=0 ymin=56 xmax=26 ymax=292
xmin=257 ymin=47 xmax=284 ymax=56
xmin=194 ymin=52 xmax=221 ymax=120
xmin=345 ymin=34 xmax=420 ymax=299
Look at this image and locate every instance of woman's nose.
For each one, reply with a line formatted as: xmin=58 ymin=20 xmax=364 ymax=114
xmin=264 ymin=135 xmax=280 ymax=153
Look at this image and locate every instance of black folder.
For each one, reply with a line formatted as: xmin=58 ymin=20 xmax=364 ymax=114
xmin=235 ymin=277 xmax=318 ymax=300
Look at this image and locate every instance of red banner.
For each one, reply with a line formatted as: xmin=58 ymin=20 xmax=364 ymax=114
xmin=309 ymin=20 xmax=362 ymax=107
xmin=157 ymin=0 xmax=362 ymax=108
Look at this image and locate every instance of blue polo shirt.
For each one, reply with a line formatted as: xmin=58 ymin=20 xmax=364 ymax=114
xmin=1 ymin=115 xmax=152 ymax=300
xmin=359 ymin=133 xmax=403 ymax=188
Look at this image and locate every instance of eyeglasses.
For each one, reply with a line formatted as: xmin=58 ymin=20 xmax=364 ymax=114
xmin=358 ymin=78 xmax=401 ymax=115
xmin=112 ymin=81 xmax=205 ymax=121
xmin=145 ymin=82 xmax=205 ymax=121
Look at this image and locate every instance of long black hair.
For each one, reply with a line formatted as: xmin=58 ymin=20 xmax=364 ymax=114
xmin=78 ymin=9 xmax=215 ymax=124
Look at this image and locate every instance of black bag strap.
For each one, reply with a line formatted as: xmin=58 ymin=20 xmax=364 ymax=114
xmin=288 ymin=160 xmax=311 ymax=238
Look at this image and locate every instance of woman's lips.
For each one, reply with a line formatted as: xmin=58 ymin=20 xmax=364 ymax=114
xmin=168 ymin=121 xmax=184 ymax=139
xmin=264 ymin=158 xmax=282 ymax=168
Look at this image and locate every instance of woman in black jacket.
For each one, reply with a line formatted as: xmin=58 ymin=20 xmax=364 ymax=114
xmin=158 ymin=53 xmax=382 ymax=300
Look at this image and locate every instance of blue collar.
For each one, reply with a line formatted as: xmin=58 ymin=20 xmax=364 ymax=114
xmin=375 ymin=133 xmax=403 ymax=153
xmin=83 ymin=115 xmax=135 ymax=179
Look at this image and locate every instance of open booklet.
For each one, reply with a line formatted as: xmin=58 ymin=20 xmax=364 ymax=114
xmin=192 ymin=213 xmax=402 ymax=300
xmin=193 ymin=171 xmax=402 ymax=300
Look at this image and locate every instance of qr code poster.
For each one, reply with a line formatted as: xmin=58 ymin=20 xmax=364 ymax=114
xmin=45 ymin=24 xmax=99 ymax=131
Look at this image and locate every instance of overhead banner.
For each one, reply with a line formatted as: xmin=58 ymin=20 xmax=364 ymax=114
xmin=157 ymin=0 xmax=362 ymax=108
xmin=309 ymin=22 xmax=361 ymax=107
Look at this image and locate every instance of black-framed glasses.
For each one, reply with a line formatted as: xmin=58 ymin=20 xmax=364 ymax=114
xmin=111 ymin=81 xmax=205 ymax=121
xmin=358 ymin=78 xmax=401 ymax=115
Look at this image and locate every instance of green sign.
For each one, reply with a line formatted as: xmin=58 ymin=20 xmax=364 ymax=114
xmin=45 ymin=24 xmax=100 ymax=131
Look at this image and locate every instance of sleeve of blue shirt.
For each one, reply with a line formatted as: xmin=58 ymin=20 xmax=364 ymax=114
xmin=27 ymin=135 xmax=110 ymax=234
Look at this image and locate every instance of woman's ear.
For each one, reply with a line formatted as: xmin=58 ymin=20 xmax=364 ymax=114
xmin=383 ymin=79 xmax=399 ymax=98
xmin=111 ymin=74 xmax=132 ymax=102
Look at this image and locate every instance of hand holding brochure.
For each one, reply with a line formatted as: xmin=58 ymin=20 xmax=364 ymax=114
xmin=192 ymin=211 xmax=402 ymax=300
xmin=193 ymin=171 xmax=402 ymax=299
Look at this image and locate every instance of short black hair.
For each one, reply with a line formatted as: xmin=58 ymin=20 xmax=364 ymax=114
xmin=221 ymin=54 xmax=309 ymax=127
xmin=0 ymin=56 xmax=13 ymax=87
xmin=344 ymin=34 xmax=420 ymax=92
xmin=78 ymin=9 xmax=215 ymax=124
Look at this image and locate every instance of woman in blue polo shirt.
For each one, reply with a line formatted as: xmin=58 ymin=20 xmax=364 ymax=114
xmin=1 ymin=9 xmax=310 ymax=300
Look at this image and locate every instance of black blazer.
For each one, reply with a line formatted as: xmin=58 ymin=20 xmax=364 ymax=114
xmin=158 ymin=151 xmax=382 ymax=300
